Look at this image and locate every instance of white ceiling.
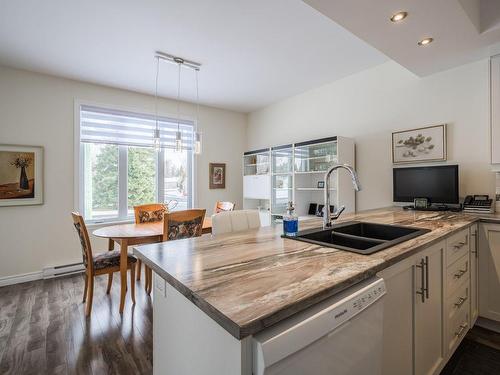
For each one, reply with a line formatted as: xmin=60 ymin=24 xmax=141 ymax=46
xmin=0 ymin=0 xmax=387 ymax=113
xmin=304 ymin=0 xmax=500 ymax=77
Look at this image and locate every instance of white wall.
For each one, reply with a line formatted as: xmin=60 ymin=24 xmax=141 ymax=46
xmin=0 ymin=65 xmax=246 ymax=279
xmin=248 ymin=60 xmax=493 ymax=210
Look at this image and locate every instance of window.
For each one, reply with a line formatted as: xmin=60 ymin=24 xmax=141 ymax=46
xmin=78 ymin=104 xmax=194 ymax=223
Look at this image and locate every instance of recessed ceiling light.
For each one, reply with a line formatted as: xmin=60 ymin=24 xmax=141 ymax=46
xmin=390 ymin=11 xmax=408 ymax=22
xmin=418 ymin=37 xmax=434 ymax=46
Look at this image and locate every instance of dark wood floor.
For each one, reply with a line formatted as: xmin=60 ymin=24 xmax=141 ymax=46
xmin=0 ymin=273 xmax=152 ymax=375
xmin=442 ymin=326 xmax=500 ymax=375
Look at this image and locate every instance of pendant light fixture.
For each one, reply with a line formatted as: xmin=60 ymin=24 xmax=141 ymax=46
xmin=153 ymin=56 xmax=161 ymax=152
xmin=154 ymin=51 xmax=202 ymax=154
xmin=175 ymin=60 xmax=183 ymax=153
xmin=194 ymin=69 xmax=202 ymax=155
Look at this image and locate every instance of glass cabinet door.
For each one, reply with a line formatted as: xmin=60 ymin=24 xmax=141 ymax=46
xmin=272 ymin=174 xmax=292 ymax=215
xmin=244 ymin=151 xmax=270 ymax=176
xmin=294 ymin=141 xmax=337 ymax=173
xmin=271 ymin=146 xmax=293 ymax=215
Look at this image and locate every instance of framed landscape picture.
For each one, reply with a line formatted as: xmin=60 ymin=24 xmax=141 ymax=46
xmin=392 ymin=124 xmax=447 ymax=164
xmin=209 ymin=163 xmax=226 ymax=189
xmin=0 ymin=144 xmax=43 ymax=206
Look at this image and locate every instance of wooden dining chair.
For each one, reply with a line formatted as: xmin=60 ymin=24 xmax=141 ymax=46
xmin=133 ymin=203 xmax=167 ymax=281
xmin=144 ymin=209 xmax=206 ymax=294
xmin=71 ymin=212 xmax=137 ymax=317
xmin=214 ymin=201 xmax=235 ymax=214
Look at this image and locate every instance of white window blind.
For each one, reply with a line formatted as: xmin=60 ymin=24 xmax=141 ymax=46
xmin=80 ymin=105 xmax=194 ymax=149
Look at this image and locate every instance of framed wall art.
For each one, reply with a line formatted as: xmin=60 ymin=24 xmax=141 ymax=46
xmin=392 ymin=124 xmax=447 ymax=164
xmin=209 ymin=163 xmax=226 ymax=189
xmin=0 ymin=144 xmax=44 ymax=206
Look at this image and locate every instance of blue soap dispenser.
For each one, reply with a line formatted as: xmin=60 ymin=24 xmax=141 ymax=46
xmin=283 ymin=201 xmax=298 ymax=236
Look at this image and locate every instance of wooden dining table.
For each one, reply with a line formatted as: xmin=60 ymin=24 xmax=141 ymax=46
xmin=93 ymin=217 xmax=212 ymax=313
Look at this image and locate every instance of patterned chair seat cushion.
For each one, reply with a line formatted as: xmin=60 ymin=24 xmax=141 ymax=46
xmin=92 ymin=250 xmax=137 ymax=270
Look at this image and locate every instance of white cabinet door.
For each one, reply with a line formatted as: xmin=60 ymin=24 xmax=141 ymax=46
xmin=243 ymin=175 xmax=270 ymax=199
xmin=479 ymin=223 xmax=500 ymax=321
xmin=414 ymin=241 xmax=445 ymax=375
xmin=470 ymin=224 xmax=479 ymax=324
xmin=491 ymin=56 xmax=500 ymax=164
xmin=378 ymin=257 xmax=414 ymax=375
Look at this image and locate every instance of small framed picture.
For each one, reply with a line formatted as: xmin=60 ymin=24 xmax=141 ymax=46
xmin=209 ymin=163 xmax=226 ymax=189
xmin=0 ymin=144 xmax=44 ymax=206
xmin=392 ymin=124 xmax=447 ymax=164
xmin=317 ymin=181 xmax=325 ymax=189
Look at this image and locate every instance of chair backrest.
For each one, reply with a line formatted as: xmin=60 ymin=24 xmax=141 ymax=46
xmin=214 ymin=201 xmax=236 ymax=214
xmin=71 ymin=212 xmax=93 ymax=270
xmin=134 ymin=203 xmax=167 ymax=224
xmin=163 ymin=209 xmax=206 ymax=241
xmin=211 ymin=209 xmax=261 ymax=235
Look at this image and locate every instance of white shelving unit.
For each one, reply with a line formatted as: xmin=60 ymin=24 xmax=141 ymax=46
xmin=293 ymin=136 xmax=355 ymax=219
xmin=243 ymin=148 xmax=271 ymax=226
xmin=243 ymin=136 xmax=355 ymax=225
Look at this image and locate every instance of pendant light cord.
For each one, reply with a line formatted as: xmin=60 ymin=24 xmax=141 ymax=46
xmin=177 ymin=62 xmax=181 ymax=133
xmin=195 ymin=69 xmax=200 ymax=133
xmin=155 ymin=57 xmax=160 ymax=133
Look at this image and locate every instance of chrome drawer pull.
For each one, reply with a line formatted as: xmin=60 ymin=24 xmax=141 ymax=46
xmin=453 ymin=241 xmax=466 ymax=249
xmin=454 ymin=296 xmax=468 ymax=308
xmin=455 ymin=322 xmax=468 ymax=337
xmin=454 ymin=263 xmax=468 ymax=279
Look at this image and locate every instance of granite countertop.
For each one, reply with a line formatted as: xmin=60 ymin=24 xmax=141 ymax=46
xmin=133 ymin=207 xmax=500 ymax=340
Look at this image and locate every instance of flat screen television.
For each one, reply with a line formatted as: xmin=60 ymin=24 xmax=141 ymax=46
xmin=393 ymin=165 xmax=459 ymax=205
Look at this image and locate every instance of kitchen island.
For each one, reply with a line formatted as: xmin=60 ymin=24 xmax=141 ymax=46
xmin=133 ymin=207 xmax=499 ymax=375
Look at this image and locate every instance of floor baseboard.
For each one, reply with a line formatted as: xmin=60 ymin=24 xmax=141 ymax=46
xmin=0 ymin=271 xmax=43 ymax=287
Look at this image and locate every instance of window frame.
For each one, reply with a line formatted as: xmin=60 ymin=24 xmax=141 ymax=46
xmin=74 ymin=100 xmax=196 ymax=225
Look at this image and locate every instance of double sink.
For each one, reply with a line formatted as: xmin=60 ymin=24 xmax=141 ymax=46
xmin=284 ymin=221 xmax=430 ymax=255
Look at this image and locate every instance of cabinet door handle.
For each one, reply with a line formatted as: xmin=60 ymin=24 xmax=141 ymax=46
xmin=454 ymin=322 xmax=468 ymax=337
xmin=416 ymin=258 xmax=426 ymax=303
xmin=454 ymin=296 xmax=468 ymax=308
xmin=471 ymin=232 xmax=478 ymax=258
xmin=424 ymin=256 xmax=429 ymax=299
xmin=454 ymin=241 xmax=466 ymax=249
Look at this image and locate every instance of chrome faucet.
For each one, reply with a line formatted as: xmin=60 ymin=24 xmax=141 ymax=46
xmin=323 ymin=164 xmax=361 ymax=228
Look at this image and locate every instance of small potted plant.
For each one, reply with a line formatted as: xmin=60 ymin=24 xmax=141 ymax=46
xmin=10 ymin=154 xmax=32 ymax=190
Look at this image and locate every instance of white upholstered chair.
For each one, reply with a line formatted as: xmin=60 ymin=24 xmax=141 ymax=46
xmin=211 ymin=209 xmax=261 ymax=235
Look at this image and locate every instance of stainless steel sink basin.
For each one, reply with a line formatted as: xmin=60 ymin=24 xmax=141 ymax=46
xmin=283 ymin=221 xmax=430 ymax=255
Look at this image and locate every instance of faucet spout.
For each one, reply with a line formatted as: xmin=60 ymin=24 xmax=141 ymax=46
xmin=323 ymin=163 xmax=361 ymax=228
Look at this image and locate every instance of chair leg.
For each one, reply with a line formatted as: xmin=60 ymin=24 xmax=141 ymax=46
xmin=146 ymin=267 xmax=153 ymax=296
xmin=106 ymin=272 xmax=113 ymax=294
xmin=144 ymin=265 xmax=150 ymax=292
xmin=130 ymin=266 xmax=136 ymax=304
xmin=85 ymin=275 xmax=94 ymax=317
xmin=82 ymin=273 xmax=88 ymax=303
xmin=136 ymin=260 xmax=142 ymax=281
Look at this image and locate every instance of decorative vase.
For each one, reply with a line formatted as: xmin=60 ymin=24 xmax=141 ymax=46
xmin=19 ymin=166 xmax=29 ymax=190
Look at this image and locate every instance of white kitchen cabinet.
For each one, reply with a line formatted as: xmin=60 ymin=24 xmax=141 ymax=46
xmin=243 ymin=175 xmax=271 ymax=200
xmin=378 ymin=240 xmax=445 ymax=375
xmin=491 ymin=56 xmax=500 ymax=165
xmin=414 ymin=241 xmax=445 ymax=375
xmin=470 ymin=224 xmax=479 ymax=324
xmin=378 ymin=257 xmax=414 ymax=375
xmin=479 ymin=223 xmax=500 ymax=321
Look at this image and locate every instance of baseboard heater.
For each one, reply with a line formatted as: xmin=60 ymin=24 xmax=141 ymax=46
xmin=42 ymin=262 xmax=85 ymax=279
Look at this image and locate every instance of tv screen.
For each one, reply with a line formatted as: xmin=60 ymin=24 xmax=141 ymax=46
xmin=393 ymin=165 xmax=459 ymax=204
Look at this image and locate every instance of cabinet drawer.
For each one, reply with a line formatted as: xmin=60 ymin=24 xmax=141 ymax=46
xmin=446 ymin=302 xmax=469 ymax=353
xmin=446 ymin=228 xmax=469 ymax=267
xmin=446 ymin=229 xmax=469 ymax=267
xmin=446 ymin=278 xmax=469 ymax=322
xmin=446 ymin=254 xmax=469 ymax=295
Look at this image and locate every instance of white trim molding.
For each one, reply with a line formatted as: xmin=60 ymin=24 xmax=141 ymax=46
xmin=0 ymin=271 xmax=43 ymax=287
